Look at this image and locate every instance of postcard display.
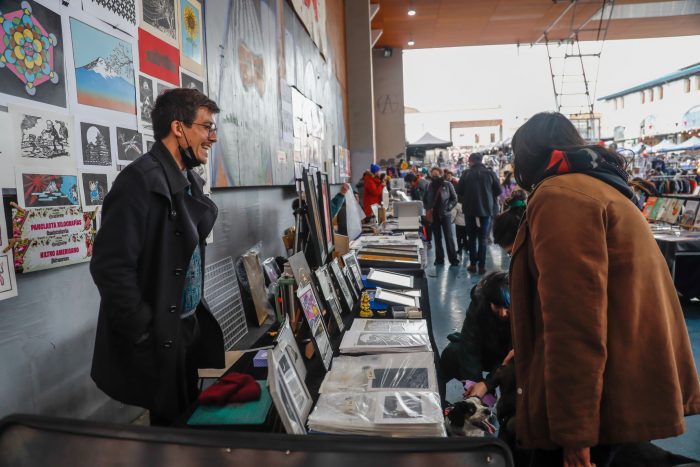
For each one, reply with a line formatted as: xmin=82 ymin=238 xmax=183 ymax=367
xmin=0 ymin=0 xmax=209 ymax=287
xmin=642 ymin=196 xmax=700 ymax=230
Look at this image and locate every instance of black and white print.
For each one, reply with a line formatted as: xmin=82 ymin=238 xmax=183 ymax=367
xmin=138 ymin=74 xmax=154 ymax=132
xmin=157 ymin=81 xmax=174 ymax=96
xmin=116 ymin=127 xmax=143 ymax=162
xmin=80 ymin=122 xmax=113 ymax=166
xmin=382 ymin=394 xmax=422 ymax=419
xmin=84 ymin=0 xmax=137 ymax=35
xmin=80 ymin=172 xmax=109 ymax=208
xmin=180 ymin=69 xmax=204 ymax=92
xmin=140 ymin=0 xmax=177 ymax=44
xmin=12 ymin=106 xmax=74 ymax=169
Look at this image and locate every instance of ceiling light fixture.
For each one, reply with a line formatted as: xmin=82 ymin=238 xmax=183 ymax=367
xmin=407 ymin=39 xmax=415 ymax=46
xmin=407 ymin=7 xmax=416 ymax=16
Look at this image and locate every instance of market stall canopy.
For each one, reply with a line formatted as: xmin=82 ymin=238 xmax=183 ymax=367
xmin=651 ymin=139 xmax=676 ymax=153
xmin=674 ymin=136 xmax=700 ymax=151
xmin=408 ymin=132 xmax=453 ymax=148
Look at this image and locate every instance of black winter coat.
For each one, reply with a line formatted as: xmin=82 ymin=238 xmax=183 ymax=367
xmin=90 ymin=141 xmax=224 ymax=418
xmin=439 ymin=285 xmax=511 ymax=383
xmin=423 ymin=179 xmax=457 ymax=217
xmin=456 ymin=163 xmax=502 ymax=217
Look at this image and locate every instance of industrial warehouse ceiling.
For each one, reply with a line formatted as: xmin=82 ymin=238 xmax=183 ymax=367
xmin=370 ymin=0 xmax=700 ymax=49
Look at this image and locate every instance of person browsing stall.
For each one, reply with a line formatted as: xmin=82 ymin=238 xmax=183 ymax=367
xmin=90 ymin=88 xmax=225 ymax=426
xmin=424 ymin=166 xmax=459 ymax=266
xmin=509 ymin=112 xmax=700 ymax=467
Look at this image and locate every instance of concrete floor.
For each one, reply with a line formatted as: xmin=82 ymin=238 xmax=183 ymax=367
xmin=426 ymin=238 xmax=700 ymax=460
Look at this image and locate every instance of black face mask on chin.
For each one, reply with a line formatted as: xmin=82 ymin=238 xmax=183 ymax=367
xmin=178 ymin=123 xmax=202 ymax=169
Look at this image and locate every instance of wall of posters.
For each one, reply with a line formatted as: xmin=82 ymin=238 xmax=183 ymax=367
xmin=0 ymin=195 xmax=18 ymax=301
xmin=13 ymin=231 xmax=93 ymax=273
xmin=0 ymin=0 xmax=66 ymax=108
xmin=70 ymin=18 xmax=136 ymax=114
xmin=11 ymin=105 xmax=74 ymax=169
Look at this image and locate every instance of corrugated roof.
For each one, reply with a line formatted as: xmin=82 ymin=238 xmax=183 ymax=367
xmin=598 ymin=62 xmax=700 ymax=101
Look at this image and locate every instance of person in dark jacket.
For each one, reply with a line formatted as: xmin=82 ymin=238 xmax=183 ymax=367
xmin=90 ymin=89 xmax=225 ymax=426
xmin=456 ymin=153 xmax=502 ymax=274
xmin=424 ymin=166 xmax=458 ymax=265
xmin=439 ymin=271 xmax=511 ymax=394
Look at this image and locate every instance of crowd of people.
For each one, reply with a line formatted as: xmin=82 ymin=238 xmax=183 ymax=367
xmin=354 ymin=111 xmax=700 ymax=467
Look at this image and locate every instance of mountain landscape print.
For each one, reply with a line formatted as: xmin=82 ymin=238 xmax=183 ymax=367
xmin=70 ymin=18 xmax=136 ymax=113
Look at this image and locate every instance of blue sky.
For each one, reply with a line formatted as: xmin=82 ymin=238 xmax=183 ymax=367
xmin=69 ymin=18 xmax=132 ymax=69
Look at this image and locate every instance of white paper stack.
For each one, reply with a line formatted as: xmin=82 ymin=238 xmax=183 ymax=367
xmin=349 ymin=318 xmax=428 ymax=334
xmin=307 ymin=391 xmax=446 ymax=437
xmin=340 ymin=319 xmax=432 ymax=354
xmin=319 ymin=352 xmax=438 ymax=394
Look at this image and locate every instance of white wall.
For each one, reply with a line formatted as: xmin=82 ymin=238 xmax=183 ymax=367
xmin=601 ymin=74 xmax=700 ymax=140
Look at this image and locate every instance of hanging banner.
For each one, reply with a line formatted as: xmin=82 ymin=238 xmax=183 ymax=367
xmin=13 ymin=206 xmax=92 ymax=240
xmin=14 ymin=231 xmax=94 ymax=273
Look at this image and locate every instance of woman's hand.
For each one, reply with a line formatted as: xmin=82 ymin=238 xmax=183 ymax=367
xmin=464 ymin=381 xmax=488 ymax=398
xmin=563 ymin=447 xmax=595 ymax=467
xmin=503 ymin=349 xmax=515 ymax=365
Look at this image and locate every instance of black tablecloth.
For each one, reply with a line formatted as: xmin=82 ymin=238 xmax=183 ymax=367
xmin=654 ymin=234 xmax=700 ymax=299
xmin=181 ymin=275 xmax=440 ymax=430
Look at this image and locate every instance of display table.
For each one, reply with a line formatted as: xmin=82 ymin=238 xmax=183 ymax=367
xmin=653 ymin=232 xmax=700 ymax=299
xmin=180 ymin=275 xmax=442 ymax=430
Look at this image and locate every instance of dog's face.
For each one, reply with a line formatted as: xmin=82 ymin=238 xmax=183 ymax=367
xmin=446 ymin=397 xmax=493 ymax=436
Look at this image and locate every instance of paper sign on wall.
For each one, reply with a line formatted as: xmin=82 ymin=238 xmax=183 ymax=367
xmin=12 ymin=206 xmax=91 ymax=240
xmin=14 ymin=231 xmax=93 ymax=273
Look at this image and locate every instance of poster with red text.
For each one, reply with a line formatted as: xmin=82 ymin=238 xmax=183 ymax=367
xmin=139 ymin=28 xmax=180 ymax=86
xmin=14 ymin=231 xmax=93 ymax=273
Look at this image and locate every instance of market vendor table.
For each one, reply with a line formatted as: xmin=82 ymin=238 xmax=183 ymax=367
xmin=179 ymin=275 xmax=441 ymax=429
xmin=653 ymin=232 xmax=700 ymax=299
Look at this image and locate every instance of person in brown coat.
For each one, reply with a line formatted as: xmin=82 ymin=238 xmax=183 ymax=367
xmin=509 ymin=112 xmax=700 ymax=467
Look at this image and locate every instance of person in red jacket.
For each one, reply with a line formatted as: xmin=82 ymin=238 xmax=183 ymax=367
xmin=362 ymin=163 xmax=384 ymax=217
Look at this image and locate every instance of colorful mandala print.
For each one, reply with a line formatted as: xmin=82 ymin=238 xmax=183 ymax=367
xmin=0 ymin=1 xmax=59 ymax=96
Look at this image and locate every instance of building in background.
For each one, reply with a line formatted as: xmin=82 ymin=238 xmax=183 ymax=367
xmin=599 ymin=63 xmax=700 ymax=144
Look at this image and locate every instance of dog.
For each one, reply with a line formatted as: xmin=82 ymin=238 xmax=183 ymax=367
xmin=445 ymin=396 xmax=496 ymax=437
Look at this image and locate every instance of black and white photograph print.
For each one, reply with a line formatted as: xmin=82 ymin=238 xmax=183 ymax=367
xmin=140 ymin=0 xmax=178 ymax=46
xmin=80 ymin=122 xmax=113 ymax=166
xmin=180 ymin=69 xmax=204 ymax=92
xmin=12 ymin=106 xmax=74 ymax=168
xmin=372 ymin=368 xmax=430 ymax=390
xmin=144 ymin=135 xmax=155 ymax=151
xmin=157 ymin=81 xmax=174 ymax=96
xmin=138 ymin=74 xmax=154 ymax=131
xmin=116 ymin=127 xmax=143 ymax=162
xmin=80 ymin=172 xmax=109 ymax=208
xmin=83 ymin=0 xmax=137 ymax=35
xmin=382 ymin=394 xmax=422 ymax=419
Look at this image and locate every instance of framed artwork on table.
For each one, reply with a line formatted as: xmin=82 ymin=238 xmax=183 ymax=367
xmin=329 ymin=257 xmax=354 ymax=313
xmin=303 ymin=168 xmax=327 ymax=267
xmin=315 ymin=266 xmax=344 ymax=333
xmin=342 ymin=251 xmax=364 ymax=292
xmin=316 ymin=171 xmax=334 ymax=257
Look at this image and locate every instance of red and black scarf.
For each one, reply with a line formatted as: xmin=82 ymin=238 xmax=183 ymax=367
xmin=536 ymin=147 xmax=636 ymax=203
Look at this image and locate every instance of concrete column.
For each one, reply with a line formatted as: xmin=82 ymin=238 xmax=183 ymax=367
xmin=372 ymin=47 xmax=406 ymax=165
xmin=344 ymin=0 xmax=376 ymax=182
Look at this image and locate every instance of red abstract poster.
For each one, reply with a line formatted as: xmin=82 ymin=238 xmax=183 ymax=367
xmin=138 ymin=28 xmax=180 ymax=86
